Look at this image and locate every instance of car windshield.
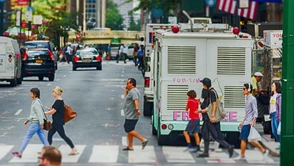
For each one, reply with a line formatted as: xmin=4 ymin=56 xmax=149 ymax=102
xmin=24 ymin=42 xmax=49 ymax=49
xmin=77 ymin=50 xmax=97 ymax=56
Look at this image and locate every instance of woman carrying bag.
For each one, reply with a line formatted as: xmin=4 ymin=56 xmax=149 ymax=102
xmin=45 ymin=86 xmax=78 ymax=155
xmin=12 ymin=88 xmax=49 ymax=158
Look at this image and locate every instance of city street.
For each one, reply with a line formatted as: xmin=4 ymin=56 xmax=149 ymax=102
xmin=0 ymin=61 xmax=279 ymax=166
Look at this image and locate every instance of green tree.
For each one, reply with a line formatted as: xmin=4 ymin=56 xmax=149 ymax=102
xmin=106 ymin=0 xmax=124 ymax=30
xmin=128 ymin=15 xmax=140 ymax=31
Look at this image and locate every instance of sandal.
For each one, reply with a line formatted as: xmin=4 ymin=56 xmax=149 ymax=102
xmin=142 ymin=140 xmax=148 ymax=150
xmin=12 ymin=152 xmax=22 ymax=158
xmin=68 ymin=152 xmax=79 ymax=156
xmin=122 ymin=147 xmax=134 ymax=151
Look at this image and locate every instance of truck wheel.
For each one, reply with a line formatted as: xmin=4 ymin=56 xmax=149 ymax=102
xmin=38 ymin=76 xmax=44 ymax=81
xmin=48 ymin=75 xmax=55 ymax=81
xmin=143 ymin=100 xmax=153 ymax=116
xmin=17 ymin=76 xmax=22 ymax=84
xmin=96 ymin=65 xmax=102 ymax=70
xmin=224 ymin=132 xmax=241 ymax=149
xmin=10 ymin=78 xmax=17 ymax=86
xmin=72 ymin=66 xmax=77 ymax=71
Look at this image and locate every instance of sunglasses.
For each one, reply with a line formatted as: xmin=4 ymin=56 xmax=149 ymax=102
xmin=243 ymin=88 xmax=247 ymax=90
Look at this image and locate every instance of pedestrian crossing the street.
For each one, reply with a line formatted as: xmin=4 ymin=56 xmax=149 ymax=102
xmin=0 ymin=144 xmax=279 ymax=165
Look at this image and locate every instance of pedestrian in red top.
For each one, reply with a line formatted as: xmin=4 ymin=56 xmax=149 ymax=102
xmin=183 ymin=90 xmax=201 ymax=152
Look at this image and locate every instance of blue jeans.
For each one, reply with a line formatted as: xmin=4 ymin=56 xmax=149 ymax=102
xmin=271 ymin=112 xmax=280 ymax=142
xmin=20 ymin=123 xmax=49 ymax=152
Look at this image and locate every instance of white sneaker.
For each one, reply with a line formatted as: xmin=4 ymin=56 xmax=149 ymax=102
xmin=234 ymin=155 xmax=246 ymax=160
xmin=263 ymin=150 xmax=269 ymax=161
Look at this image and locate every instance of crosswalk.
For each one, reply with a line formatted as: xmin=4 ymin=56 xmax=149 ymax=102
xmin=0 ymin=144 xmax=279 ymax=164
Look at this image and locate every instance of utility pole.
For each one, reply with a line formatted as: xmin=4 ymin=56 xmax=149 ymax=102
xmin=281 ymin=0 xmax=294 ymax=165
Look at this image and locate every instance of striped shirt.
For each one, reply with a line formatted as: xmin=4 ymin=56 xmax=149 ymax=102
xmin=243 ymin=94 xmax=258 ymax=125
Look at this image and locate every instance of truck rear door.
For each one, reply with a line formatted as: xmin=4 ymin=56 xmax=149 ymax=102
xmin=0 ymin=42 xmax=7 ymax=73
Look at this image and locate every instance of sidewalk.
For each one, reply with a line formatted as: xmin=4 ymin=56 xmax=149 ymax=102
xmin=255 ymin=123 xmax=280 ymax=157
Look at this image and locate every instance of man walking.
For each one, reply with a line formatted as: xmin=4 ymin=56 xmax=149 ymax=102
xmin=38 ymin=146 xmax=62 ymax=166
xmin=234 ymin=83 xmax=269 ymax=161
xmin=198 ymin=78 xmax=234 ymax=158
xmin=123 ymin=78 xmax=148 ymax=151
xmin=117 ymin=44 xmax=126 ymax=64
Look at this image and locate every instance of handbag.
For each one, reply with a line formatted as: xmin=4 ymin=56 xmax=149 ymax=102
xmin=64 ymin=104 xmax=77 ymax=123
xmin=38 ymin=99 xmax=52 ymax=130
xmin=206 ymin=89 xmax=226 ymax=123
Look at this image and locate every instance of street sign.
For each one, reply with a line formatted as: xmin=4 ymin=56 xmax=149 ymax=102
xmin=33 ymin=15 xmax=43 ymax=25
xmin=16 ymin=10 xmax=21 ymax=26
xmin=239 ymin=0 xmax=249 ymax=8
xmin=17 ymin=0 xmax=28 ymax=6
xmin=25 ymin=11 xmax=32 ymax=22
xmin=27 ymin=6 xmax=34 ymax=11
xmin=168 ymin=17 xmax=177 ymax=24
xmin=205 ymin=0 xmax=216 ymax=7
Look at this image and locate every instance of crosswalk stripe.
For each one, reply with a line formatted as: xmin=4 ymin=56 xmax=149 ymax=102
xmin=234 ymin=149 xmax=274 ymax=163
xmin=58 ymin=145 xmax=86 ymax=163
xmin=205 ymin=149 xmax=235 ymax=163
xmin=162 ymin=146 xmax=195 ymax=163
xmin=128 ymin=146 xmax=156 ymax=163
xmin=89 ymin=145 xmax=119 ymax=163
xmin=9 ymin=144 xmax=43 ymax=163
xmin=0 ymin=145 xmax=13 ymax=160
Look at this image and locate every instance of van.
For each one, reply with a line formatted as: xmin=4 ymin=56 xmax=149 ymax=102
xmin=0 ymin=37 xmax=22 ymax=86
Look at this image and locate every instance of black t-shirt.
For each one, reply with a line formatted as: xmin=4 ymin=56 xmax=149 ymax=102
xmin=201 ymin=88 xmax=218 ymax=120
xmin=52 ymin=100 xmax=65 ymax=125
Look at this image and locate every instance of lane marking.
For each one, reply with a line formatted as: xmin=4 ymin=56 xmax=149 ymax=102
xmin=162 ymin=146 xmax=195 ymax=163
xmin=122 ymin=71 xmax=124 ymax=73
xmin=9 ymin=144 xmax=43 ymax=163
xmin=128 ymin=146 xmax=156 ymax=163
xmin=59 ymin=145 xmax=86 ymax=163
xmin=63 ymin=75 xmax=66 ymax=77
xmin=121 ymin=95 xmax=124 ymax=99
xmin=14 ymin=109 xmax=23 ymax=115
xmin=56 ymin=79 xmax=60 ymax=81
xmin=121 ymin=110 xmax=124 ymax=117
xmin=0 ymin=145 xmax=14 ymax=160
xmin=47 ymin=83 xmax=51 ymax=86
xmin=121 ymin=75 xmax=124 ymax=77
xmin=122 ymin=136 xmax=127 ymax=146
xmin=89 ymin=145 xmax=119 ymax=163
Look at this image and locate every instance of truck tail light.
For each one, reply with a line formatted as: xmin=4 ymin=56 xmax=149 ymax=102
xmin=144 ymin=77 xmax=150 ymax=87
xmin=161 ymin=124 xmax=167 ymax=130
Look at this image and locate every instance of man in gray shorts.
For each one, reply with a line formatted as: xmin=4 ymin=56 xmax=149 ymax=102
xmin=123 ymin=78 xmax=148 ymax=151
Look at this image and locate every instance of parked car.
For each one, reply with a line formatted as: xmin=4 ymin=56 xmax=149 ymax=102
xmin=22 ymin=48 xmax=55 ymax=81
xmin=24 ymin=40 xmax=58 ymax=70
xmin=72 ymin=48 xmax=102 ymax=70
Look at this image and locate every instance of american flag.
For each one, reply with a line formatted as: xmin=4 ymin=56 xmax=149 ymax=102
xmin=217 ymin=0 xmax=237 ymax=14
xmin=217 ymin=0 xmax=259 ymax=20
xmin=238 ymin=0 xmax=258 ymax=20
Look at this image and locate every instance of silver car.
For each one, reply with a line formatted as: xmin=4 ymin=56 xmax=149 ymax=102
xmin=72 ymin=48 xmax=102 ymax=70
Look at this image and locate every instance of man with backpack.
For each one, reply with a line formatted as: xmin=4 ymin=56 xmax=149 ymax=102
xmin=197 ymin=78 xmax=234 ymax=158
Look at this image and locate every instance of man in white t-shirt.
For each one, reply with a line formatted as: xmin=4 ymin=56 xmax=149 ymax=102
xmin=117 ymin=44 xmax=126 ymax=64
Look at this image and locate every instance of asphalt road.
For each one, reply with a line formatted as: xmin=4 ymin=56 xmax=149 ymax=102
xmin=0 ymin=61 xmax=279 ymax=166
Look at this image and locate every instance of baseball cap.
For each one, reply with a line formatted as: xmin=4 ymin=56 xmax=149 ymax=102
xmin=254 ymin=72 xmax=263 ymax=77
xmin=200 ymin=77 xmax=211 ymax=87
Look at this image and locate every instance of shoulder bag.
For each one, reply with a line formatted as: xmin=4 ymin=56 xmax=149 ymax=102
xmin=38 ymin=99 xmax=52 ymax=130
xmin=206 ymin=89 xmax=226 ymax=123
xmin=64 ymin=104 xmax=77 ymax=123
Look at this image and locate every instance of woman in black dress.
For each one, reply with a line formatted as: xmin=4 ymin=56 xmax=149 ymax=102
xmin=45 ymin=86 xmax=77 ymax=155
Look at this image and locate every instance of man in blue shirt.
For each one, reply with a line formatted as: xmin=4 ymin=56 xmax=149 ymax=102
xmin=234 ymin=83 xmax=269 ymax=161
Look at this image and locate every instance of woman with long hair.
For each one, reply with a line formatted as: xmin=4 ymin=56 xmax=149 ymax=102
xmin=45 ymin=86 xmax=77 ymax=155
xmin=12 ymin=88 xmax=49 ymax=158
xmin=269 ymin=81 xmax=282 ymax=148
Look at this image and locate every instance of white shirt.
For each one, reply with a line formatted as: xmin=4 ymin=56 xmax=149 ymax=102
xmin=269 ymin=93 xmax=278 ymax=114
xmin=66 ymin=46 xmax=73 ymax=54
xmin=120 ymin=45 xmax=124 ymax=53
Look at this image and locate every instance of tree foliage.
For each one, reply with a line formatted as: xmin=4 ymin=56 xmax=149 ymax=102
xmin=106 ymin=0 xmax=124 ymax=30
xmin=125 ymin=0 xmax=181 ymax=15
xmin=128 ymin=15 xmax=140 ymax=31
